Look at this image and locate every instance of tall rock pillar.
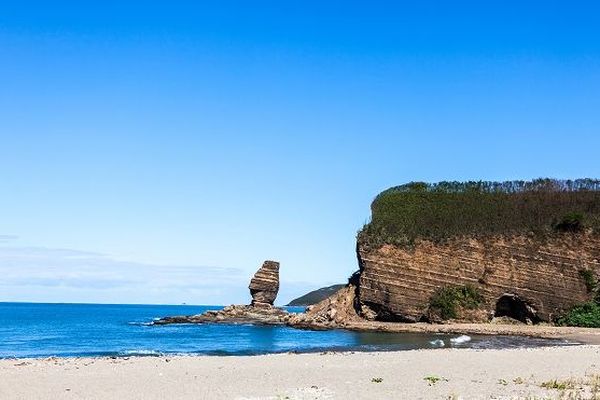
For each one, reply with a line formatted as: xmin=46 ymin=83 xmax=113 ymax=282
xmin=249 ymin=260 xmax=280 ymax=307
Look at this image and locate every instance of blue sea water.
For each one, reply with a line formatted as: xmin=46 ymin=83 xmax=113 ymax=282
xmin=0 ymin=302 xmax=573 ymax=358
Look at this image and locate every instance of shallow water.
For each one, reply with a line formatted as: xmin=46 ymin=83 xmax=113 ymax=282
xmin=0 ymin=302 xmax=574 ymax=358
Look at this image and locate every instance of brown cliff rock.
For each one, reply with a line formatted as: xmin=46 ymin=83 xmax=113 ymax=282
xmin=356 ymin=233 xmax=600 ymax=323
xmin=288 ymin=284 xmax=361 ymax=329
xmin=249 ymin=260 xmax=280 ymax=307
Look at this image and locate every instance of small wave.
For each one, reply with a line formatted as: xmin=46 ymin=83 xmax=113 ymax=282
xmin=429 ymin=339 xmax=445 ymax=347
xmin=118 ymin=349 xmax=163 ymax=357
xmin=450 ymin=335 xmax=472 ymax=344
xmin=127 ymin=321 xmax=153 ymax=326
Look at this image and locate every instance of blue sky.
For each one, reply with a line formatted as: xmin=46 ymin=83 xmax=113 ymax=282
xmin=1 ymin=1 xmax=599 ymax=304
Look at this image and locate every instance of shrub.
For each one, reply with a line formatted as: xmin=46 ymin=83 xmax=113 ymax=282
xmin=554 ymin=212 xmax=585 ymax=233
xmin=423 ymin=375 xmax=448 ymax=386
xmin=579 ymin=269 xmax=597 ymax=293
xmin=540 ymin=379 xmax=576 ymax=390
xmin=428 ymin=285 xmax=483 ymax=320
xmin=359 ymin=178 xmax=600 ymax=248
xmin=557 ymin=302 xmax=600 ymax=328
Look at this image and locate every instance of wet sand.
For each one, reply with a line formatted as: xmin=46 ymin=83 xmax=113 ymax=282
xmin=331 ymin=320 xmax=600 ymax=344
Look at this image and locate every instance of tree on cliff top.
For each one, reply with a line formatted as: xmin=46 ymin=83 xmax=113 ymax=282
xmin=359 ymin=178 xmax=600 ymax=247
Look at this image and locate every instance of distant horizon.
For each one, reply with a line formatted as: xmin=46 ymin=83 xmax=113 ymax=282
xmin=0 ymin=300 xmax=308 ymax=307
xmin=2 ymin=1 xmax=600 ymax=304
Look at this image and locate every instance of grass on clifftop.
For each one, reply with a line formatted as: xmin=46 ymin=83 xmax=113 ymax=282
xmin=359 ymin=178 xmax=600 ymax=248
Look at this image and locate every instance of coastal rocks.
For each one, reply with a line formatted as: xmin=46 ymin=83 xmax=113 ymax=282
xmin=154 ymin=260 xmax=288 ymax=326
xmin=249 ymin=260 xmax=280 ymax=307
xmin=356 ymin=234 xmax=600 ymax=323
xmin=288 ymin=284 xmax=361 ymax=329
xmin=153 ymin=305 xmax=291 ymax=326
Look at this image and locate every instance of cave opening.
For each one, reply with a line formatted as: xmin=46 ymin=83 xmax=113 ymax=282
xmin=494 ymin=294 xmax=539 ymax=324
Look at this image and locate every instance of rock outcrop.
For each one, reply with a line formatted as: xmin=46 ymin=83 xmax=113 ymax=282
xmin=356 ymin=234 xmax=600 ymax=323
xmin=154 ymin=260 xmax=286 ymax=326
xmin=249 ymin=260 xmax=280 ymax=307
xmin=154 ymin=304 xmax=291 ymax=326
xmin=288 ymin=284 xmax=362 ymax=329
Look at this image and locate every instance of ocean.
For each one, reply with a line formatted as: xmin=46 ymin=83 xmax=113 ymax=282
xmin=0 ymin=302 xmax=572 ymax=358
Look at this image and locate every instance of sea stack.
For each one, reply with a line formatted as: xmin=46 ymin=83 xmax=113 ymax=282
xmin=249 ymin=260 xmax=280 ymax=307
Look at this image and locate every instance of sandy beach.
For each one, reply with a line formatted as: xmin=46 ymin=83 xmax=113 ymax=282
xmin=1 ymin=345 xmax=599 ymax=400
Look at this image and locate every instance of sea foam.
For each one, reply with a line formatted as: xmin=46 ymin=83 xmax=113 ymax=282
xmin=449 ymin=335 xmax=472 ymax=344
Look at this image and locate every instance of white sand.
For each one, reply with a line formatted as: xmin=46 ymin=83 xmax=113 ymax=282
xmin=1 ymin=346 xmax=600 ymax=399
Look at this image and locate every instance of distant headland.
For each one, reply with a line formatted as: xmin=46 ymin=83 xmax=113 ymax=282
xmin=286 ymin=284 xmax=346 ymax=307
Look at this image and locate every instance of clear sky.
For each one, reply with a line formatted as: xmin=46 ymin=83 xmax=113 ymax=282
xmin=1 ymin=1 xmax=599 ymax=305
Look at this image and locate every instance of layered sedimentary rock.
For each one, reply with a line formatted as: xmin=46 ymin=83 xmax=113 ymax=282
xmin=356 ymin=234 xmax=600 ymax=323
xmin=288 ymin=284 xmax=362 ymax=329
xmin=249 ymin=260 xmax=280 ymax=307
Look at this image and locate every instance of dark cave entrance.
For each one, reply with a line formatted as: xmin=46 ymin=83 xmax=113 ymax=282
xmin=494 ymin=294 xmax=539 ymax=324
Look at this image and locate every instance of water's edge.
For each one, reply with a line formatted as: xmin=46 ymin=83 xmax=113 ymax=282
xmin=0 ymin=302 xmax=577 ymax=359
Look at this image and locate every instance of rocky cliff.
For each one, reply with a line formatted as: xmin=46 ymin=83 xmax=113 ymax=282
xmin=355 ymin=179 xmax=600 ymax=324
xmin=356 ymin=234 xmax=600 ymax=323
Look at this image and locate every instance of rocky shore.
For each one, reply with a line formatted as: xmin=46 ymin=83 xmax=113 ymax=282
xmin=152 ymin=305 xmax=600 ymax=344
xmin=154 ymin=260 xmax=292 ymax=326
xmin=153 ymin=265 xmax=600 ymax=343
xmin=153 ymin=304 xmax=292 ymax=326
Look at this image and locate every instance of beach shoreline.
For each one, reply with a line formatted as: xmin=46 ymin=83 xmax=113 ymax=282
xmin=316 ymin=320 xmax=600 ymax=344
xmin=2 ymin=345 xmax=600 ymax=399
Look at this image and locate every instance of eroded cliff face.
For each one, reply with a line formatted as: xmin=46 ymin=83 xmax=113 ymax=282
xmin=356 ymin=234 xmax=600 ymax=323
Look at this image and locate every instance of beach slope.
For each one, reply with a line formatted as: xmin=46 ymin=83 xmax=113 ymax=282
xmin=1 ymin=346 xmax=600 ymax=399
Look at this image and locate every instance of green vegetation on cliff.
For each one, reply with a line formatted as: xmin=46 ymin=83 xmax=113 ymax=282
xmin=559 ymin=271 xmax=600 ymax=327
xmin=428 ymin=285 xmax=483 ymax=320
xmin=359 ymin=178 xmax=600 ymax=247
xmin=558 ymin=302 xmax=600 ymax=328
